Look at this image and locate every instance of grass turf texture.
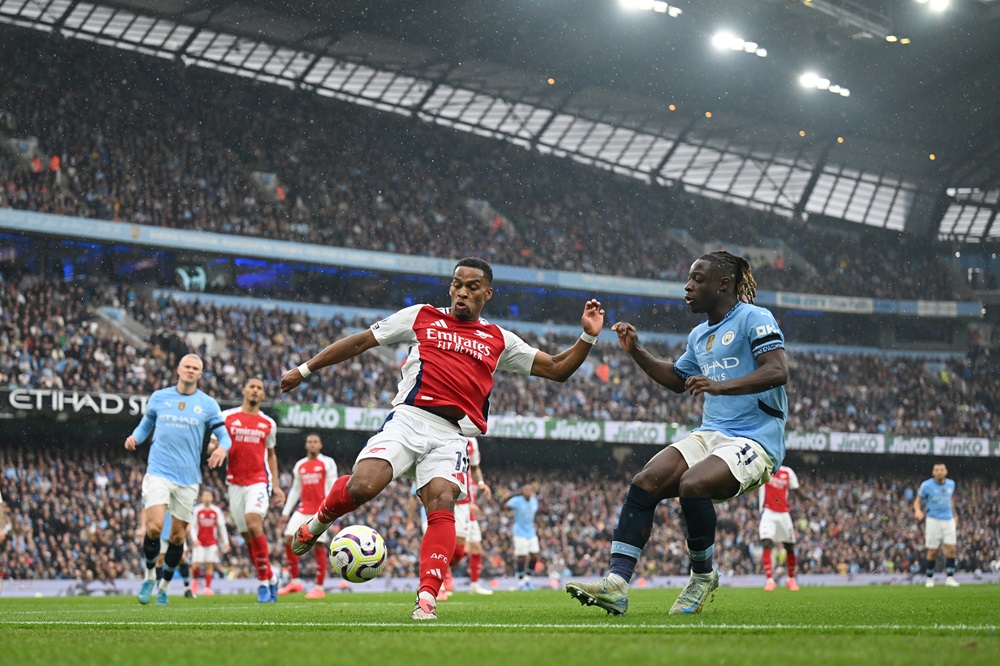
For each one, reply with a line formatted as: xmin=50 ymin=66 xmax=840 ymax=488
xmin=2 ymin=585 xmax=997 ymax=665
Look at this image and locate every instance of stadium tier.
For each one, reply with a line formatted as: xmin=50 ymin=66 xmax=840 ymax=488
xmin=0 ymin=31 xmax=981 ymax=302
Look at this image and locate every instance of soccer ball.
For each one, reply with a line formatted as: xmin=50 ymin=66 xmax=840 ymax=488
xmin=328 ymin=524 xmax=387 ymax=583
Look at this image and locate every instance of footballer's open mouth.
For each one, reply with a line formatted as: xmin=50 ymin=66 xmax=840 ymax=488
xmin=454 ymin=300 xmax=468 ymax=311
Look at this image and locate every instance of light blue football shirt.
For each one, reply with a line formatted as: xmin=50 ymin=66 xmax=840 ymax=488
xmin=673 ymin=302 xmax=788 ymax=469
xmin=918 ymin=477 xmax=956 ymax=520
xmin=131 ymin=387 xmax=231 ymax=486
xmin=506 ymin=494 xmax=539 ymax=538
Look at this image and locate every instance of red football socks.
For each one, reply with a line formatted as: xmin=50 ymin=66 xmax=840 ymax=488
xmin=469 ymin=553 xmax=483 ymax=583
xmin=251 ymin=534 xmax=273 ymax=582
xmin=285 ymin=545 xmax=300 ymax=578
xmin=418 ymin=510 xmax=456 ymax=598
xmin=762 ymin=548 xmax=773 ymax=579
xmin=316 ymin=475 xmax=361 ymax=527
xmin=315 ymin=545 xmax=327 ymax=586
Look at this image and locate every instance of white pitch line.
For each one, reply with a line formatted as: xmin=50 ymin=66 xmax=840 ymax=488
xmin=1 ymin=620 xmax=997 ymax=632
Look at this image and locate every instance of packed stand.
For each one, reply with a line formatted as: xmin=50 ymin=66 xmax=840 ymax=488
xmin=2 ymin=445 xmax=998 ymax=583
xmin=2 ymin=274 xmax=998 ymax=437
xmin=0 ymin=33 xmax=969 ymax=301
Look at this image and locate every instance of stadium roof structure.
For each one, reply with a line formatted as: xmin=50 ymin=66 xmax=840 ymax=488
xmin=2 ymin=0 xmax=999 ymax=242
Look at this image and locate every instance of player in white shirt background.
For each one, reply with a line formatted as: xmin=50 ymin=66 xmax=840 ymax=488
xmin=278 ymin=433 xmax=337 ymax=599
xmin=281 ymin=257 xmax=604 ymax=620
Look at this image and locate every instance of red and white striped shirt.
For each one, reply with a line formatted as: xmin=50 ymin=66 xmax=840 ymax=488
xmin=370 ymin=305 xmax=539 ymax=436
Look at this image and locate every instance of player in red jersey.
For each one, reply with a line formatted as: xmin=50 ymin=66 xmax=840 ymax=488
xmin=759 ymin=465 xmax=801 ymax=591
xmin=449 ymin=437 xmax=492 ymax=597
xmin=277 ymin=433 xmax=337 ymax=599
xmin=189 ymin=489 xmax=229 ymax=596
xmin=281 ymin=257 xmax=604 ymax=620
xmin=211 ymin=377 xmax=285 ymax=603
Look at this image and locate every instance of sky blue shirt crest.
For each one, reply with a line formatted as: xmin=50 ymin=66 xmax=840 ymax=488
xmin=506 ymin=494 xmax=539 ymax=538
xmin=918 ymin=477 xmax=956 ymax=520
xmin=673 ymin=302 xmax=787 ymax=469
xmin=130 ymin=387 xmax=230 ymax=486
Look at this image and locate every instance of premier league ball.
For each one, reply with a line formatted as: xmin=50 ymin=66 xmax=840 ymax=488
xmin=328 ymin=524 xmax=387 ymax=583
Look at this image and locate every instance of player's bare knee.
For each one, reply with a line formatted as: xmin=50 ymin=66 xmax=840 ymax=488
xmin=761 ymin=538 xmax=773 ymax=549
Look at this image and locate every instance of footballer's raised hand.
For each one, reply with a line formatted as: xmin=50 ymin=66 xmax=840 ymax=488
xmin=612 ymin=322 xmax=640 ymax=353
xmin=124 ymin=435 xmax=138 ymax=451
xmin=581 ymin=299 xmax=605 ymax=336
xmin=280 ymin=367 xmax=304 ymax=393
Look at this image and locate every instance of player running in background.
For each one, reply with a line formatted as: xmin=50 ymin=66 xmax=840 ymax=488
xmin=277 ymin=433 xmax=337 ymax=599
xmin=125 ymin=354 xmax=231 ymax=605
xmin=504 ymin=483 xmax=540 ymax=590
xmin=460 ymin=438 xmax=493 ymax=596
xmin=567 ymin=250 xmax=787 ymax=616
xmin=190 ymin=489 xmax=229 ymax=597
xmin=437 ymin=437 xmax=492 ymax=599
xmin=212 ymin=377 xmax=284 ymax=603
xmin=914 ymin=462 xmax=959 ymax=588
xmin=281 ymin=257 xmax=604 ymax=620
xmin=759 ymin=465 xmax=801 ymax=591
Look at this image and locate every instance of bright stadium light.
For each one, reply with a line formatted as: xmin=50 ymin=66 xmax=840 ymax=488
xmin=619 ymin=0 xmax=683 ymax=16
xmin=711 ymin=31 xmax=767 ymax=57
xmin=928 ymin=0 xmax=950 ymax=12
xmin=799 ymin=71 xmax=850 ymax=97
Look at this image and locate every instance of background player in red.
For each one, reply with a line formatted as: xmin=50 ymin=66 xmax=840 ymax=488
xmin=189 ymin=489 xmax=229 ymax=597
xmin=280 ymin=257 xmax=604 ymax=620
xmin=438 ymin=437 xmax=491 ymax=599
xmin=759 ymin=464 xmax=802 ymax=591
xmin=277 ymin=433 xmax=337 ymax=599
xmin=211 ymin=377 xmax=285 ymax=603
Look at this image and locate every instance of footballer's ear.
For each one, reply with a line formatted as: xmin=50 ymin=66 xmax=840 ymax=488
xmin=484 ymin=285 xmax=494 ymax=302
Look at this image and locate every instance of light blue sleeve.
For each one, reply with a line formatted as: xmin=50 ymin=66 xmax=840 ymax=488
xmin=130 ymin=397 xmax=157 ymax=443
xmin=205 ymin=397 xmax=231 ymax=450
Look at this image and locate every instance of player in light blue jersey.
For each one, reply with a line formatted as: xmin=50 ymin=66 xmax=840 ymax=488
xmin=504 ymin=483 xmax=540 ymax=590
xmin=125 ymin=354 xmax=231 ymax=605
xmin=914 ymin=462 xmax=959 ymax=588
xmin=568 ymin=250 xmax=788 ymax=616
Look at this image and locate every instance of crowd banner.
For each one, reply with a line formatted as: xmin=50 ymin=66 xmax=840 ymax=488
xmin=3 ymin=391 xmax=999 ymax=457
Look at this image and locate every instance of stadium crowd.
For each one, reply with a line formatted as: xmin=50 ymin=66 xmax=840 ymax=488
xmin=2 ymin=275 xmax=998 ymax=437
xmin=1 ymin=445 xmax=997 ymax=584
xmin=0 ymin=33 xmax=970 ymax=302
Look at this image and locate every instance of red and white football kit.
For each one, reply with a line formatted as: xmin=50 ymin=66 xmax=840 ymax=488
xmin=190 ymin=503 xmax=228 ymax=564
xmin=759 ymin=465 xmax=800 ymax=543
xmin=455 ymin=438 xmax=482 ymax=542
xmin=283 ymin=454 xmax=338 ymax=544
xmin=356 ymin=304 xmax=538 ymax=493
xmin=221 ymin=408 xmax=277 ymax=532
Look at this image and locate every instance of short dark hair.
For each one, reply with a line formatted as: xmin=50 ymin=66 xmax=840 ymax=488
xmin=454 ymin=257 xmax=493 ymax=284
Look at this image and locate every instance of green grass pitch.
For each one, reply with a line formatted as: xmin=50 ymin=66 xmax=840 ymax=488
xmin=2 ymin=585 xmax=997 ymax=665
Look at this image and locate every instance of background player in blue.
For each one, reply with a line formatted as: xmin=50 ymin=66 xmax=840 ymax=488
xmin=504 ymin=483 xmax=540 ymax=590
xmin=125 ymin=353 xmax=231 ymax=605
xmin=568 ymin=250 xmax=788 ymax=616
xmin=913 ymin=462 xmax=959 ymax=588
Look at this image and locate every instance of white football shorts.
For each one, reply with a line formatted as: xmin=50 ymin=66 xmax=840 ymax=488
xmin=513 ymin=535 xmax=540 ymax=558
xmin=356 ymin=405 xmax=469 ymax=502
xmin=284 ymin=510 xmax=330 ymax=544
xmin=228 ymin=482 xmax=270 ymax=533
xmin=759 ymin=508 xmax=796 ymax=544
xmin=669 ymin=430 xmax=774 ymax=499
xmin=925 ymin=516 xmax=957 ymax=549
xmin=142 ymin=473 xmax=198 ymax=524
xmin=191 ymin=545 xmax=221 ymax=564
xmin=455 ymin=503 xmax=472 ymax=540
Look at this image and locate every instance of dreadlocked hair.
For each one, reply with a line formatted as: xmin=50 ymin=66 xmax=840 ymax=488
xmin=700 ymin=250 xmax=757 ymax=304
